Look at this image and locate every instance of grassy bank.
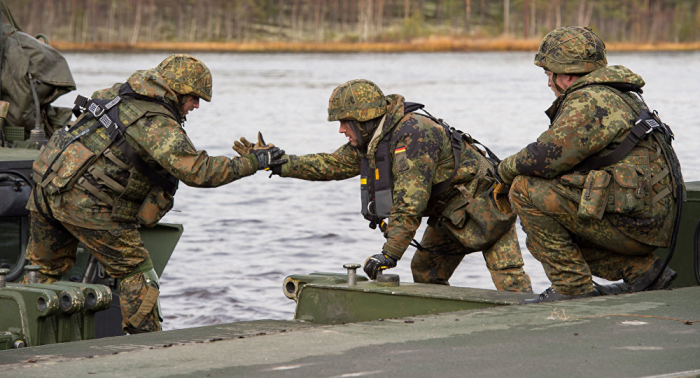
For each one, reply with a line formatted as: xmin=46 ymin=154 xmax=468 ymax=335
xmin=50 ymin=38 xmax=700 ymax=53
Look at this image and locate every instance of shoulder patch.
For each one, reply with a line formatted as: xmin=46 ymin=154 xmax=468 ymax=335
xmin=395 ymin=146 xmax=409 ymax=172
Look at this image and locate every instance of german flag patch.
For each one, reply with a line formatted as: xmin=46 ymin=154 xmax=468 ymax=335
xmin=395 ymin=146 xmax=409 ymax=172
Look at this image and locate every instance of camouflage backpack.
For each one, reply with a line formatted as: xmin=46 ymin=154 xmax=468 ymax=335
xmin=0 ymin=8 xmax=76 ymax=145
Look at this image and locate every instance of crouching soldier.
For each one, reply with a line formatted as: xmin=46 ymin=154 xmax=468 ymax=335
xmin=497 ymin=27 xmax=683 ymax=303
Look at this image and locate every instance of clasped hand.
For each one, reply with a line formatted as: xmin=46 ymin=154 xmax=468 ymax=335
xmin=233 ymin=132 xmax=287 ymax=170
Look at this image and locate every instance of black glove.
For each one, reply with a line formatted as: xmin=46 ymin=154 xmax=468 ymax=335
xmin=363 ymin=253 xmax=397 ymax=280
xmin=253 ymin=146 xmax=287 ymax=170
xmin=270 ymin=164 xmax=283 ymax=176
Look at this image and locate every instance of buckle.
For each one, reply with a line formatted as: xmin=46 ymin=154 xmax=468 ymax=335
xmin=635 ymin=117 xmax=659 ymax=135
xmin=88 ymin=103 xmax=105 ymax=117
xmin=643 ymin=118 xmax=660 ymax=134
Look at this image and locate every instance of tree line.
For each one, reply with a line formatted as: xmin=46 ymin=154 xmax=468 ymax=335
xmin=5 ymin=0 xmax=700 ymax=45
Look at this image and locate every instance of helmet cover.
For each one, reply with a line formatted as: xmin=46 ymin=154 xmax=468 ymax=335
xmin=157 ymin=54 xmax=213 ymax=102
xmin=534 ymin=26 xmax=607 ymax=74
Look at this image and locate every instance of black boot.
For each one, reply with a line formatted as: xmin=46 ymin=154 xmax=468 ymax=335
xmin=593 ymin=281 xmax=630 ymax=296
xmin=629 ymin=259 xmax=677 ymax=293
xmin=520 ymin=287 xmax=600 ymax=304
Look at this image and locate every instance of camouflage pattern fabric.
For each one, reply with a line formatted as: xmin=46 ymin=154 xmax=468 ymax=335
xmin=156 ymin=54 xmax=213 ymax=102
xmin=498 ymin=64 xmax=677 ymax=295
xmin=412 ymin=221 xmax=532 ymax=292
xmin=23 ymin=59 xmax=259 ymax=332
xmin=534 ymin=26 xmax=607 ymax=74
xmin=327 ymin=79 xmax=388 ymax=122
xmin=23 ymin=210 xmax=160 ymax=332
xmin=281 ymin=94 xmax=531 ymax=291
xmin=510 ymin=176 xmax=658 ymax=295
xmin=28 ymin=68 xmax=258 ymax=230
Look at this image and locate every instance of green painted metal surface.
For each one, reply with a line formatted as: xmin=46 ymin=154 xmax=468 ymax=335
xmin=1 ymin=287 xmax=698 ymax=378
xmin=654 ymin=180 xmax=700 ymax=287
xmin=0 ymin=281 xmax=113 ymax=350
xmin=0 ymin=285 xmax=60 ymax=348
xmin=139 ymin=223 xmax=183 ymax=277
xmin=287 ymin=273 xmax=533 ymax=324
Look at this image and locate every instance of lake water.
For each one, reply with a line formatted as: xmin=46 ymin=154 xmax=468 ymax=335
xmin=55 ymin=51 xmax=700 ymax=330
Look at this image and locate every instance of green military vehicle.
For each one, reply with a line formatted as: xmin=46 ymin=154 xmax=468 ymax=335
xmin=0 ymin=1 xmax=182 ymax=349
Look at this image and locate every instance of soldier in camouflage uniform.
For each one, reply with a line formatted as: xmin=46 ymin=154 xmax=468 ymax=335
xmin=258 ymin=79 xmax=532 ymax=291
xmin=497 ymin=27 xmax=682 ymax=303
xmin=23 ymin=54 xmax=286 ymax=333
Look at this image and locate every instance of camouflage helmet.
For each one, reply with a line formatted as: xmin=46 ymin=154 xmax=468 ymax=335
xmin=534 ymin=26 xmax=607 ymax=75
xmin=157 ymin=54 xmax=213 ymax=102
xmin=328 ymin=79 xmax=388 ymax=122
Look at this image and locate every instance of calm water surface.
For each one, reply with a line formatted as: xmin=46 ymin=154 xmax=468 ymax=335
xmin=56 ymin=51 xmax=700 ymax=330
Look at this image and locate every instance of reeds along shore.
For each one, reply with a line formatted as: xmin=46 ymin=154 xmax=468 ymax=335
xmin=7 ymin=1 xmax=700 ymax=51
xmin=50 ymin=38 xmax=700 ymax=53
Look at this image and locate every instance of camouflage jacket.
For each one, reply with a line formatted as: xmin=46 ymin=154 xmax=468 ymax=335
xmin=280 ymin=95 xmax=499 ymax=259
xmin=29 ymin=69 xmax=258 ymax=230
xmin=498 ymin=65 xmax=677 ymax=246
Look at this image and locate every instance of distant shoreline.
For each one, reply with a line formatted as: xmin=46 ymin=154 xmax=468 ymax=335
xmin=50 ymin=38 xmax=700 ymax=53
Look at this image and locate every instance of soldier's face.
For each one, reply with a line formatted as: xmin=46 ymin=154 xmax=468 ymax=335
xmin=545 ymin=70 xmax=561 ymax=96
xmin=339 ymin=120 xmax=359 ymax=146
xmin=180 ymin=96 xmax=200 ymax=116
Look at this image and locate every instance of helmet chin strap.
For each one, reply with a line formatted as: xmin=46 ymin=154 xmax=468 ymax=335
xmin=349 ymin=118 xmax=383 ymax=148
xmin=551 ymin=72 xmax=566 ymax=94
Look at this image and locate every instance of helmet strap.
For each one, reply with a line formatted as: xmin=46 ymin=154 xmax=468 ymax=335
xmin=347 ymin=120 xmax=367 ymax=148
xmin=551 ymin=72 xmax=566 ymax=94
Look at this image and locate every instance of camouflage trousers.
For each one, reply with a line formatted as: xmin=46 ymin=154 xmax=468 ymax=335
xmin=510 ymin=176 xmax=658 ymax=296
xmin=411 ymin=219 xmax=532 ymax=292
xmin=23 ymin=211 xmax=161 ymax=333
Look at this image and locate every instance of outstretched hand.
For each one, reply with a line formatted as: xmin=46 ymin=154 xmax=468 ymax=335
xmin=232 ymin=132 xmax=276 ymax=157
xmin=253 ymin=146 xmax=287 ymax=170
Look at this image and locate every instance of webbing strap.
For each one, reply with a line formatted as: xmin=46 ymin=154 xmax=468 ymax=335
xmin=73 ymin=94 xmax=179 ymax=195
xmin=574 ymin=118 xmax=653 ymax=172
xmin=88 ymin=166 xmax=126 ymax=193
xmin=77 ymin=176 xmax=115 ymax=206
xmin=572 ymin=85 xmax=656 ymax=173
xmin=114 ymin=137 xmax=178 ymax=195
xmin=653 ymin=187 xmax=672 ymax=203
xmin=103 ymin=149 xmax=130 ymax=170
xmin=126 ymin=284 xmax=159 ymax=330
xmin=406 ymin=105 xmax=463 ymax=199
xmin=40 ymin=172 xmax=57 ymax=188
xmin=431 ymin=127 xmax=462 ymax=198
xmin=651 ymin=167 xmax=670 ymax=187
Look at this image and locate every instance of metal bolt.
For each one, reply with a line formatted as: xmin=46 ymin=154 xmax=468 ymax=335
xmin=25 ymin=265 xmax=41 ymax=284
xmin=0 ymin=268 xmax=9 ymax=288
xmin=343 ymin=263 xmax=361 ymax=286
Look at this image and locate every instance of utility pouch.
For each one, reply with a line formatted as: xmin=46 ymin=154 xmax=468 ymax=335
xmin=439 ymin=180 xmax=515 ymax=251
xmin=33 ymin=130 xmax=97 ymax=196
xmin=440 ymin=184 xmax=473 ymax=228
xmin=136 ymin=185 xmax=174 ymax=227
xmin=551 ymin=173 xmax=586 ymax=204
xmin=607 ymin=164 xmax=649 ymax=216
xmin=577 ymin=170 xmax=611 ymax=220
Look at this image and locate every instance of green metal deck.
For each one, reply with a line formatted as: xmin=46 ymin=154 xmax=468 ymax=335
xmin=1 ymin=287 xmax=698 ymax=377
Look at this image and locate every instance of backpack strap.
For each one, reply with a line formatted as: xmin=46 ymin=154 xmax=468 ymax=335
xmin=404 ymin=103 xmax=462 ymax=199
xmin=572 ymin=84 xmax=664 ymax=173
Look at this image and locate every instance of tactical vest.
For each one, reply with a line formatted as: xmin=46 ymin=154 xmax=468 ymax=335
xmin=32 ymin=84 xmax=180 ymax=225
xmin=551 ymin=84 xmax=683 ymax=220
xmin=359 ymin=104 xmax=499 ymax=228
